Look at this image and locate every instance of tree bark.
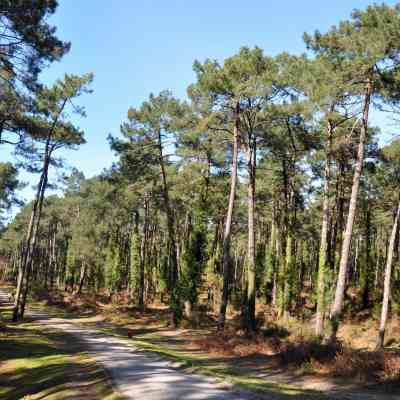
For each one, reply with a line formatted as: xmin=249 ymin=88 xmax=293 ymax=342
xmin=376 ymin=200 xmax=400 ymax=350
xmin=362 ymin=205 xmax=372 ymax=309
xmin=139 ymin=195 xmax=149 ymax=310
xmin=328 ymin=80 xmax=372 ymax=341
xmin=12 ymin=151 xmax=49 ymax=320
xmin=74 ymin=261 xmax=87 ymax=295
xmin=13 ymin=96 xmax=68 ymax=320
xmin=18 ymin=149 xmax=51 ymax=318
xmin=218 ymin=101 xmax=240 ymax=329
xmin=244 ymin=134 xmax=256 ymax=332
xmin=316 ymin=121 xmax=333 ymax=336
xmin=156 ymin=128 xmax=179 ymax=324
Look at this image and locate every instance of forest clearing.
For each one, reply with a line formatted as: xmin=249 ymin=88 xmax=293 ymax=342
xmin=2 ymin=1 xmax=400 ymax=399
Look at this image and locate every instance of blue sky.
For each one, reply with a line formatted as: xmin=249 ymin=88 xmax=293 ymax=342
xmin=4 ymin=0 xmax=399 ymax=208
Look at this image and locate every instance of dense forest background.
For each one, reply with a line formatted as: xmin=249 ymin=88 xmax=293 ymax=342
xmin=2 ymin=1 xmax=400 ymax=354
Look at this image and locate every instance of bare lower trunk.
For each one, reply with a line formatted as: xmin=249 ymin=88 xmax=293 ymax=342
xmin=362 ymin=206 xmax=372 ymax=309
xmin=244 ymin=136 xmax=256 ymax=332
xmin=74 ymin=262 xmax=87 ymax=295
xmin=283 ymin=229 xmax=293 ymax=321
xmin=266 ymin=208 xmax=277 ymax=301
xmin=218 ymin=102 xmax=240 ymax=329
xmin=139 ymin=196 xmax=149 ymax=310
xmin=157 ymin=129 xmax=179 ymax=324
xmin=13 ymin=186 xmax=41 ymax=321
xmin=184 ymin=299 xmax=192 ymax=320
xmin=13 ymin=156 xmax=49 ymax=321
xmin=50 ymin=223 xmax=57 ymax=289
xmin=19 ymin=168 xmax=49 ymax=319
xmin=272 ymin=224 xmax=281 ymax=307
xmin=13 ymin=98 xmax=67 ymax=321
xmin=376 ymin=200 xmax=400 ymax=350
xmin=328 ymin=81 xmax=372 ymax=341
xmin=316 ymin=121 xmax=333 ymax=336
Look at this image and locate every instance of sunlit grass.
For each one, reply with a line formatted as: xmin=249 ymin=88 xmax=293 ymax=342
xmin=0 ymin=291 xmax=122 ymax=400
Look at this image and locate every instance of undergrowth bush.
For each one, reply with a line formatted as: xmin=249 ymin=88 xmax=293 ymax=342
xmin=195 ymin=329 xmax=400 ymax=382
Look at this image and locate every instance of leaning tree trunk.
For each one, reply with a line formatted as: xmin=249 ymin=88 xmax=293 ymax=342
xmin=376 ymin=199 xmax=400 ymax=350
xmin=328 ymin=80 xmax=372 ymax=341
xmin=315 ymin=121 xmax=333 ymax=337
xmin=19 ymin=152 xmax=51 ymax=319
xmin=12 ymin=153 xmax=49 ymax=321
xmin=13 ymin=97 xmax=67 ymax=321
xmin=218 ymin=101 xmax=240 ymax=329
xmin=12 ymin=199 xmax=38 ymax=321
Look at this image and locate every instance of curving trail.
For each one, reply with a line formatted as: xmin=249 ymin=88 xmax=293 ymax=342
xmin=0 ymin=291 xmax=255 ymax=400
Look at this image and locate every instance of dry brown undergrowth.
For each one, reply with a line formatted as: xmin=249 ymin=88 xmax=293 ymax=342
xmin=194 ymin=327 xmax=400 ymax=382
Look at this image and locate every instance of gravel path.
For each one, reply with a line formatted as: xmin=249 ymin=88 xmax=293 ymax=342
xmin=1 ymin=291 xmax=255 ymax=399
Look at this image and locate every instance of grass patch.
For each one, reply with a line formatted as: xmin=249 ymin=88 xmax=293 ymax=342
xmin=0 ymin=294 xmax=123 ymax=399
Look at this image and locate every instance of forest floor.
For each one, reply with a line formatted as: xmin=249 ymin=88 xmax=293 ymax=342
xmin=1 ymin=285 xmax=400 ymax=399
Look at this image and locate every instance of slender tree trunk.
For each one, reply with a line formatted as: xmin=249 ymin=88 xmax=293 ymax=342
xmin=332 ymin=160 xmax=345 ymax=278
xmin=13 ymin=215 xmax=34 ymax=320
xmin=374 ymin=230 xmax=381 ymax=290
xmin=266 ymin=205 xmax=277 ymax=301
xmin=362 ymin=206 xmax=372 ymax=309
xmin=244 ymin=135 xmax=256 ymax=332
xmin=50 ymin=223 xmax=57 ymax=289
xmin=328 ymin=80 xmax=372 ymax=341
xmin=19 ymin=151 xmax=51 ymax=319
xmin=272 ymin=223 xmax=281 ymax=307
xmin=315 ymin=121 xmax=333 ymax=336
xmin=376 ymin=200 xmax=400 ymax=350
xmin=74 ymin=261 xmax=87 ymax=295
xmin=139 ymin=195 xmax=149 ymax=310
xmin=157 ymin=129 xmax=178 ymax=293
xmin=130 ymin=211 xmax=140 ymax=298
xmin=12 ymin=154 xmax=48 ymax=320
xmin=218 ymin=101 xmax=240 ymax=328
xmin=44 ymin=226 xmax=52 ymax=289
xmin=283 ymin=226 xmax=294 ymax=321
xmin=13 ymin=97 xmax=67 ymax=320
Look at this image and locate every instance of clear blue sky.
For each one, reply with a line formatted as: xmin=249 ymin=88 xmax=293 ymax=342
xmin=5 ymin=0 xmax=399 ymax=206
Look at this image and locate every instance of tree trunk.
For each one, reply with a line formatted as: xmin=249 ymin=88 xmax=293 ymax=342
xmin=49 ymin=223 xmax=57 ymax=289
xmin=266 ymin=206 xmax=277 ymax=301
xmin=244 ymin=135 xmax=256 ymax=332
xmin=13 ymin=97 xmax=67 ymax=320
xmin=19 ymin=151 xmax=50 ymax=319
xmin=156 ymin=128 xmax=179 ymax=324
xmin=328 ymin=80 xmax=372 ymax=341
xmin=74 ymin=261 xmax=87 ymax=295
xmin=283 ymin=227 xmax=294 ymax=321
xmin=218 ymin=101 xmax=240 ymax=329
xmin=376 ymin=200 xmax=400 ymax=350
xmin=139 ymin=195 xmax=149 ymax=310
xmin=272 ymin=223 xmax=281 ymax=307
xmin=12 ymin=152 xmax=49 ymax=320
xmin=361 ymin=205 xmax=372 ymax=309
xmin=315 ymin=121 xmax=333 ymax=336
